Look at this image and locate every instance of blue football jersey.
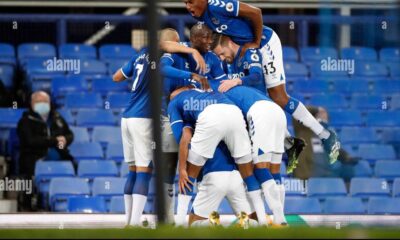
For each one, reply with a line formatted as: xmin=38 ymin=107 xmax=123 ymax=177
xmin=196 ymin=0 xmax=273 ymax=47
xmin=121 ymin=48 xmax=151 ymax=118
xmin=225 ymin=47 xmax=266 ymax=93
xmin=168 ymin=88 xmax=234 ymax=142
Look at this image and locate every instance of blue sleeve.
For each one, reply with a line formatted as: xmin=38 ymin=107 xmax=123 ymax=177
xmin=160 ymin=53 xmax=192 ymax=80
xmin=168 ymin=101 xmax=184 ymax=143
xmin=121 ymin=56 xmax=136 ymax=78
xmin=209 ymin=0 xmax=240 ymax=17
xmin=210 ymin=53 xmax=227 ymax=80
xmin=241 ymin=49 xmax=263 ymax=86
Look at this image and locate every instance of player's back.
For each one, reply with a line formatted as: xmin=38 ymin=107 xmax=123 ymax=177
xmin=122 ymin=48 xmax=151 ymax=118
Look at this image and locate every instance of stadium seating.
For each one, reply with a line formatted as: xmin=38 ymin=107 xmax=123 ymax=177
xmin=282 ymin=46 xmax=298 ymax=62
xmin=387 ymin=63 xmax=400 ymax=78
xmin=333 ymin=80 xmax=371 ymax=94
xmin=292 ymin=80 xmax=330 ymax=94
xmin=300 ymin=47 xmax=338 ymax=65
xmin=99 ymin=44 xmax=137 ymax=60
xmin=75 ymin=109 xmax=116 ymax=127
xmin=309 ymin=93 xmax=348 ymax=109
xmin=48 ymin=177 xmax=91 ymax=211
xmin=75 ymin=60 xmax=107 ymax=75
xmin=380 ymin=128 xmax=400 ymax=144
xmin=357 ymin=144 xmax=396 ymax=163
xmin=218 ymin=198 xmax=234 ymax=214
xmin=105 ymin=92 xmax=131 ymax=109
xmin=107 ymin=59 xmax=130 ymax=74
xmin=59 ymin=44 xmax=97 ymax=59
xmin=109 ymin=196 xmax=125 ymax=213
xmin=67 ymin=196 xmax=107 ymax=213
xmin=64 ymin=92 xmax=103 ymax=109
xmin=307 ymin=178 xmax=347 ymax=198
xmin=92 ymin=177 xmax=125 ymax=210
xmin=69 ymin=127 xmax=90 ymax=143
xmin=350 ymin=178 xmax=391 ymax=198
xmin=393 ymin=178 xmax=400 ymax=197
xmin=0 ymin=108 xmax=25 ymax=128
xmin=51 ymin=75 xmax=88 ymax=99
xmin=34 ymin=161 xmax=75 ymax=194
xmin=284 ymin=197 xmax=322 ymax=214
xmin=353 ymin=160 xmax=373 ymax=177
xmin=106 ymin=143 xmax=124 ymax=163
xmin=373 ymin=80 xmax=400 ymax=94
xmin=119 ymin=162 xmax=129 ymax=177
xmin=17 ymin=43 xmax=56 ymax=61
xmin=57 ymin=109 xmax=75 ymax=125
xmin=341 ymin=47 xmax=377 ymax=62
xmin=78 ymin=160 xmax=119 ymax=180
xmin=380 ymin=48 xmax=400 ymax=62
xmin=284 ymin=62 xmax=308 ymax=78
xmin=323 ymin=197 xmax=365 ymax=214
xmin=0 ymin=43 xmax=16 ymax=65
xmin=69 ymin=142 xmax=104 ymax=160
xmin=366 ymin=111 xmax=400 ymax=127
xmin=390 ymin=95 xmax=400 ymax=110
xmin=0 ymin=64 xmax=14 ymax=89
xmin=353 ymin=62 xmax=389 ymax=78
xmin=368 ymin=197 xmax=400 ymax=214
xmin=329 ymin=111 xmax=363 ymax=127
xmin=350 ymin=95 xmax=387 ymax=110
xmin=374 ymin=160 xmax=400 ymax=181
xmin=91 ymin=76 xmax=129 ymax=95
xmin=309 ymin=63 xmax=350 ymax=78
xmin=340 ymin=127 xmax=379 ymax=144
xmin=284 ymin=178 xmax=307 ymax=197
xmin=92 ymin=126 xmax=122 ymax=146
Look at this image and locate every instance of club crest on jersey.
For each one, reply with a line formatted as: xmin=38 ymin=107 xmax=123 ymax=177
xmin=226 ymin=2 xmax=234 ymax=12
xmin=211 ymin=17 xmax=220 ymax=25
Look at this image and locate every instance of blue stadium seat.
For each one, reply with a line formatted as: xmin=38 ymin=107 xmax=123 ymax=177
xmin=366 ymin=111 xmax=400 ymax=127
xmin=24 ymin=58 xmax=53 ymax=74
xmin=300 ymin=47 xmax=338 ymax=65
xmin=91 ymin=76 xmax=129 ymax=94
xmin=69 ymin=142 xmax=104 ymax=160
xmin=333 ymin=80 xmax=371 ymax=94
xmin=341 ymin=47 xmax=377 ymax=61
xmin=78 ymin=160 xmax=119 ymax=179
xmin=342 ymin=144 xmax=360 ymax=158
xmin=67 ymin=196 xmax=107 ymax=213
xmin=350 ymin=94 xmax=387 ymax=110
xmin=92 ymin=177 xmax=125 ymax=210
xmin=373 ymin=80 xmax=400 ymax=94
xmin=109 ymin=196 xmax=125 ymax=213
xmin=374 ymin=160 xmax=400 ymax=181
xmin=17 ymin=43 xmax=56 ymax=61
xmin=323 ymin=197 xmax=365 ymax=214
xmin=0 ymin=108 xmax=25 ymax=128
xmin=0 ymin=64 xmax=14 ymax=89
xmin=218 ymin=198 xmax=234 ymax=214
xmin=354 ymin=62 xmax=389 ymax=78
xmin=0 ymin=43 xmax=16 ymax=66
xmin=380 ymin=48 xmax=400 ymax=62
xmin=340 ymin=127 xmax=378 ymax=144
xmin=309 ymin=94 xmax=348 ymax=109
xmin=49 ymin=177 xmax=90 ymax=211
xmin=357 ymin=144 xmax=396 ymax=163
xmin=69 ymin=127 xmax=90 ymax=143
xmin=391 ymin=95 xmax=400 ymax=110
xmin=75 ymin=109 xmax=116 ymax=127
xmin=350 ymin=178 xmax=390 ymax=198
xmin=64 ymin=92 xmax=103 ymax=109
xmin=144 ymin=198 xmax=156 ymax=214
xmin=284 ymin=62 xmax=308 ymax=78
xmin=309 ymin=63 xmax=350 ymax=78
xmin=75 ymin=60 xmax=107 ymax=75
xmin=380 ymin=128 xmax=400 ymax=143
xmin=105 ymin=92 xmax=131 ymax=109
xmin=59 ymin=44 xmax=97 ymax=59
xmin=51 ymin=75 xmax=88 ymax=99
xmin=282 ymin=46 xmax=298 ymax=62
xmin=387 ymin=63 xmax=400 ymax=78
xmin=99 ymin=44 xmax=137 ymax=60
xmin=284 ymin=178 xmax=307 ymax=196
xmin=34 ymin=161 xmax=75 ymax=193
xmin=393 ymin=178 xmax=400 ymax=197
xmin=292 ymin=80 xmax=330 ymax=93
xmin=307 ymin=178 xmax=347 ymax=198
xmin=368 ymin=197 xmax=400 ymax=214
xmin=353 ymin=160 xmax=373 ymax=177
xmin=120 ymin=162 xmax=129 ymax=177
xmin=106 ymin=143 xmax=124 ymax=163
xmin=107 ymin=59 xmax=130 ymax=75
xmin=92 ymin=126 xmax=122 ymax=146
xmin=284 ymin=197 xmax=322 ymax=214
xmin=57 ymin=109 xmax=74 ymax=125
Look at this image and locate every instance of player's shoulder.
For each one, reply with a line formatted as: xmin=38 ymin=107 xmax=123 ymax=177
xmin=244 ymin=48 xmax=262 ymax=62
xmin=207 ymin=0 xmax=238 ymax=14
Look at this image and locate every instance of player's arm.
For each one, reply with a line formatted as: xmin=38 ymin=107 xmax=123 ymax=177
xmin=160 ymin=41 xmax=206 ymax=74
xmin=238 ymin=1 xmax=263 ymax=52
xmin=113 ymin=56 xmax=135 ymax=82
xmin=178 ymin=126 xmax=194 ymax=194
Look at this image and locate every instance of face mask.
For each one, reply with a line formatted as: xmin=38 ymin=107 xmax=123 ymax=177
xmin=33 ymin=102 xmax=50 ymax=116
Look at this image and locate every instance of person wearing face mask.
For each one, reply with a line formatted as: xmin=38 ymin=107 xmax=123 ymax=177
xmin=17 ymin=91 xmax=74 ymax=211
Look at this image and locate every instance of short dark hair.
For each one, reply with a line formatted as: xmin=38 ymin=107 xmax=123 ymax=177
xmin=211 ymin=33 xmax=230 ymax=50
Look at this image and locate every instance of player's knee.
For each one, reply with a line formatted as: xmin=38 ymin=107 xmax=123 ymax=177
xmin=253 ymin=167 xmax=273 ymax=184
xmin=132 ymin=172 xmax=152 ymax=196
xmin=124 ymin=171 xmax=137 ymax=195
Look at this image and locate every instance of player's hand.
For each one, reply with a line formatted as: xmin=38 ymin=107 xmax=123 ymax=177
xmin=178 ymin=169 xmax=193 ymax=195
xmin=218 ymin=79 xmax=242 ymax=93
xmin=191 ymin=50 xmax=207 ymax=75
xmin=56 ymin=136 xmax=67 ymax=149
xmin=240 ymin=42 xmax=259 ymax=57
xmin=192 ymin=73 xmax=210 ymax=91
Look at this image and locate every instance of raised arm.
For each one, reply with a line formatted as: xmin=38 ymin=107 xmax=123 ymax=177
xmin=238 ymin=2 xmax=263 ymax=52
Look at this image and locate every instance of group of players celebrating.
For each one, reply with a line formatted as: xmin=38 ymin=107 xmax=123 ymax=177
xmin=112 ymin=0 xmax=341 ymax=228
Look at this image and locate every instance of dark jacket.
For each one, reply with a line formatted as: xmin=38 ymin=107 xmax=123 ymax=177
xmin=17 ymin=109 xmax=74 ymax=176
